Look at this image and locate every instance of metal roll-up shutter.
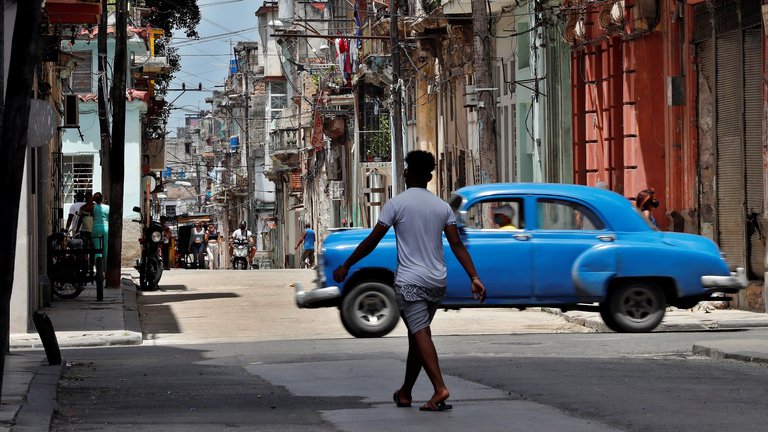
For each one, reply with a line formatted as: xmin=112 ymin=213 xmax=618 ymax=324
xmin=743 ymin=28 xmax=764 ymax=277
xmin=715 ymin=30 xmax=747 ymax=269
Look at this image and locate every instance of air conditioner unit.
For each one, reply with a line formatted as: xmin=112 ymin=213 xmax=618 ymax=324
xmin=63 ymin=94 xmax=79 ymax=128
xmin=464 ymin=85 xmax=478 ymax=107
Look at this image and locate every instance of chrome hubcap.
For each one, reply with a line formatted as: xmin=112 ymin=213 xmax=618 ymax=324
xmin=353 ymin=291 xmax=392 ymax=327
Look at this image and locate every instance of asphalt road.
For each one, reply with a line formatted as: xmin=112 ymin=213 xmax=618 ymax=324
xmin=51 ymin=269 xmax=768 ymax=431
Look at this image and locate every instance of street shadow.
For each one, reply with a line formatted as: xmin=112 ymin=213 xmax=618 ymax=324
xmin=157 ymin=284 xmax=188 ymax=291
xmin=54 ymin=344 xmax=366 ymax=428
xmin=138 ymin=292 xmax=240 ymax=305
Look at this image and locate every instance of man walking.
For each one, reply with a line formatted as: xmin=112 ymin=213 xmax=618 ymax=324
xmin=295 ymin=223 xmax=316 ymax=268
xmin=333 ymin=150 xmax=486 ymax=412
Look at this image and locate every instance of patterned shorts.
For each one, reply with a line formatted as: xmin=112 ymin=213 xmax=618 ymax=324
xmin=395 ymin=284 xmax=446 ymax=334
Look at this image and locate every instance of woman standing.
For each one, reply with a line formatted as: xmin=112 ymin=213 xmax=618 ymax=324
xmin=206 ymin=224 xmax=221 ymax=270
xmin=189 ymin=222 xmax=206 ymax=269
xmin=90 ymin=192 xmax=110 ymax=271
xmin=636 ymin=188 xmax=659 ymax=228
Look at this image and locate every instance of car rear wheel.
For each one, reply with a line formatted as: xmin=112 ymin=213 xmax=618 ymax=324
xmin=340 ymin=281 xmax=399 ymax=338
xmin=602 ymin=281 xmax=666 ymax=333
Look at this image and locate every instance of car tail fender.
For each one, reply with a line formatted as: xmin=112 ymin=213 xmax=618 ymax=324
xmin=572 ymin=243 xmax=619 ymax=297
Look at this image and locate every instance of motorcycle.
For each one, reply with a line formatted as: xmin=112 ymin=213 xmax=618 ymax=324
xmin=47 ymin=230 xmax=105 ymax=300
xmin=231 ymin=238 xmax=250 ymax=270
xmin=133 ymin=206 xmax=164 ymax=290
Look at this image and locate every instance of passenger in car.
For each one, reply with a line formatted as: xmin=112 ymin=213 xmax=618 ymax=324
xmin=493 ymin=204 xmax=517 ymax=230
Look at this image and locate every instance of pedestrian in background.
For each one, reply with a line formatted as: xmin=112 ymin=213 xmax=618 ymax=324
xmin=65 ymin=191 xmax=86 ymax=235
xmin=206 ymin=223 xmax=221 ymax=270
xmin=332 ymin=150 xmax=486 ymax=412
xmin=295 ymin=223 xmax=316 ymax=268
xmin=636 ymin=188 xmax=659 ymax=228
xmin=90 ymin=192 xmax=109 ymax=272
xmin=189 ymin=222 xmax=206 ymax=269
xmin=78 ymin=191 xmax=95 ymax=272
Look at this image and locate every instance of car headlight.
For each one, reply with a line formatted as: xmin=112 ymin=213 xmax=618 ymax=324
xmin=151 ymin=230 xmax=163 ymax=243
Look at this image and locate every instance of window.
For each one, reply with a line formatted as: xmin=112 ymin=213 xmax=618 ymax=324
xmin=537 ymin=199 xmax=605 ymax=230
xmin=517 ymin=24 xmax=530 ymax=69
xmin=165 ymin=205 xmax=177 ymax=218
xmin=70 ymin=51 xmax=93 ymax=94
xmin=465 ymin=199 xmax=524 ymax=230
xmin=62 ymin=154 xmax=94 ymax=203
xmin=359 ymin=97 xmax=391 ymax=161
xmin=269 ymin=81 xmax=287 ymax=120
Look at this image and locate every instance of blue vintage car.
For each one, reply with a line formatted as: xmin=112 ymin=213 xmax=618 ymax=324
xmin=296 ymin=183 xmax=748 ymax=337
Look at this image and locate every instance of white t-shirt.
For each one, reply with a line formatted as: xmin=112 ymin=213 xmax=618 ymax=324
xmin=69 ymin=202 xmax=84 ymax=231
xmin=231 ymin=229 xmax=252 ymax=241
xmin=378 ymin=187 xmax=456 ymax=288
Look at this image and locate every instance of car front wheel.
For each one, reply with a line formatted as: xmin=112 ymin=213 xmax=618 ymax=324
xmin=340 ymin=281 xmax=399 ymax=338
xmin=601 ymin=281 xmax=666 ymax=333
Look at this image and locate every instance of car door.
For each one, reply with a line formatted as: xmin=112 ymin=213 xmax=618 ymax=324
xmin=443 ymin=197 xmax=534 ymax=305
xmin=530 ymin=197 xmax=614 ymax=301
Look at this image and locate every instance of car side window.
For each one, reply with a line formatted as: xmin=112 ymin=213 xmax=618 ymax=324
xmin=465 ymin=199 xmax=524 ymax=230
xmin=536 ymin=199 xmax=605 ymax=230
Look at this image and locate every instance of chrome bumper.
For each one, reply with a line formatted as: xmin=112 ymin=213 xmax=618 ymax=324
xmin=295 ymin=282 xmax=341 ymax=308
xmin=701 ymin=267 xmax=749 ymax=290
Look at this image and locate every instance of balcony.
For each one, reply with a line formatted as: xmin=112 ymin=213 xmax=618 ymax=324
xmin=46 ymin=0 xmax=101 ymax=25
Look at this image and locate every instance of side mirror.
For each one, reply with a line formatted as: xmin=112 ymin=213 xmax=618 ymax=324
xmin=133 ymin=206 xmax=141 ymax=213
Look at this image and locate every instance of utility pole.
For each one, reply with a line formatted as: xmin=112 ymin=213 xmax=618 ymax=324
xmin=244 ymin=47 xmax=254 ymax=232
xmin=106 ymin=0 xmax=128 ymax=288
xmin=471 ymin=0 xmax=498 ymax=185
xmin=389 ymin=0 xmax=404 ymax=193
xmin=97 ymin=0 xmax=111 ymax=196
xmin=195 ymin=158 xmax=202 ymax=212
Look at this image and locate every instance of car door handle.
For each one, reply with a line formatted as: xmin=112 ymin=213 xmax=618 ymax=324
xmin=513 ymin=234 xmax=531 ymax=241
xmin=597 ymin=235 xmax=615 ymax=242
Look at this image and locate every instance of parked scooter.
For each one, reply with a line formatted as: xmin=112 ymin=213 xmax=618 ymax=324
xmin=231 ymin=238 xmax=250 ymax=270
xmin=133 ymin=206 xmax=164 ymax=290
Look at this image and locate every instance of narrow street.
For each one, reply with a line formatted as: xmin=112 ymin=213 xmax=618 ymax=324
xmin=50 ymin=270 xmax=768 ymax=431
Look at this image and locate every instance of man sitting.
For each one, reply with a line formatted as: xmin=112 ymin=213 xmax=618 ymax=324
xmin=493 ymin=204 xmax=517 ymax=230
xmin=230 ymin=221 xmax=255 ymax=265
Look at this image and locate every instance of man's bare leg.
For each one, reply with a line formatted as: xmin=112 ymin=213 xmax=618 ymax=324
xmin=396 ymin=326 xmax=449 ymax=408
xmin=396 ymin=331 xmax=422 ymax=405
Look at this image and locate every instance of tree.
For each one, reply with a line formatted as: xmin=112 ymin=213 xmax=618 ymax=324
xmin=143 ymin=0 xmax=200 ymax=99
xmin=0 ymin=0 xmax=44 ymax=401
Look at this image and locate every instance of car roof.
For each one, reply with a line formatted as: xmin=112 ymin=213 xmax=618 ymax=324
xmin=453 ymin=183 xmax=651 ymax=232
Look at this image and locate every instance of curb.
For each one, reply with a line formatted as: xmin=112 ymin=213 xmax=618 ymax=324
xmin=540 ymin=308 xmax=610 ymax=332
xmin=692 ymin=344 xmax=768 ymax=365
xmin=9 ymin=361 xmax=64 ymax=432
xmin=542 ymin=308 xmax=768 ymax=332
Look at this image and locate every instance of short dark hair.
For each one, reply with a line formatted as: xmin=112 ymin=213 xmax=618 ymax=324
xmin=405 ymin=150 xmax=436 ymax=180
xmin=75 ymin=191 xmax=85 ymax=202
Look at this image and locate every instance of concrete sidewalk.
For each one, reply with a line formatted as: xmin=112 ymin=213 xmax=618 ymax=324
xmin=4 ymin=289 xmax=768 ymax=432
xmin=2 ymin=273 xmax=141 ymax=432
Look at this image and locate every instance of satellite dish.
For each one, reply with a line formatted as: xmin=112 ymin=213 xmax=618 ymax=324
xmin=142 ymin=174 xmax=157 ymax=194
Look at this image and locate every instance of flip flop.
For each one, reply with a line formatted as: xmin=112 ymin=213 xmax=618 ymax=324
xmin=419 ymin=400 xmax=453 ymax=412
xmin=393 ymin=390 xmax=411 ymax=408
